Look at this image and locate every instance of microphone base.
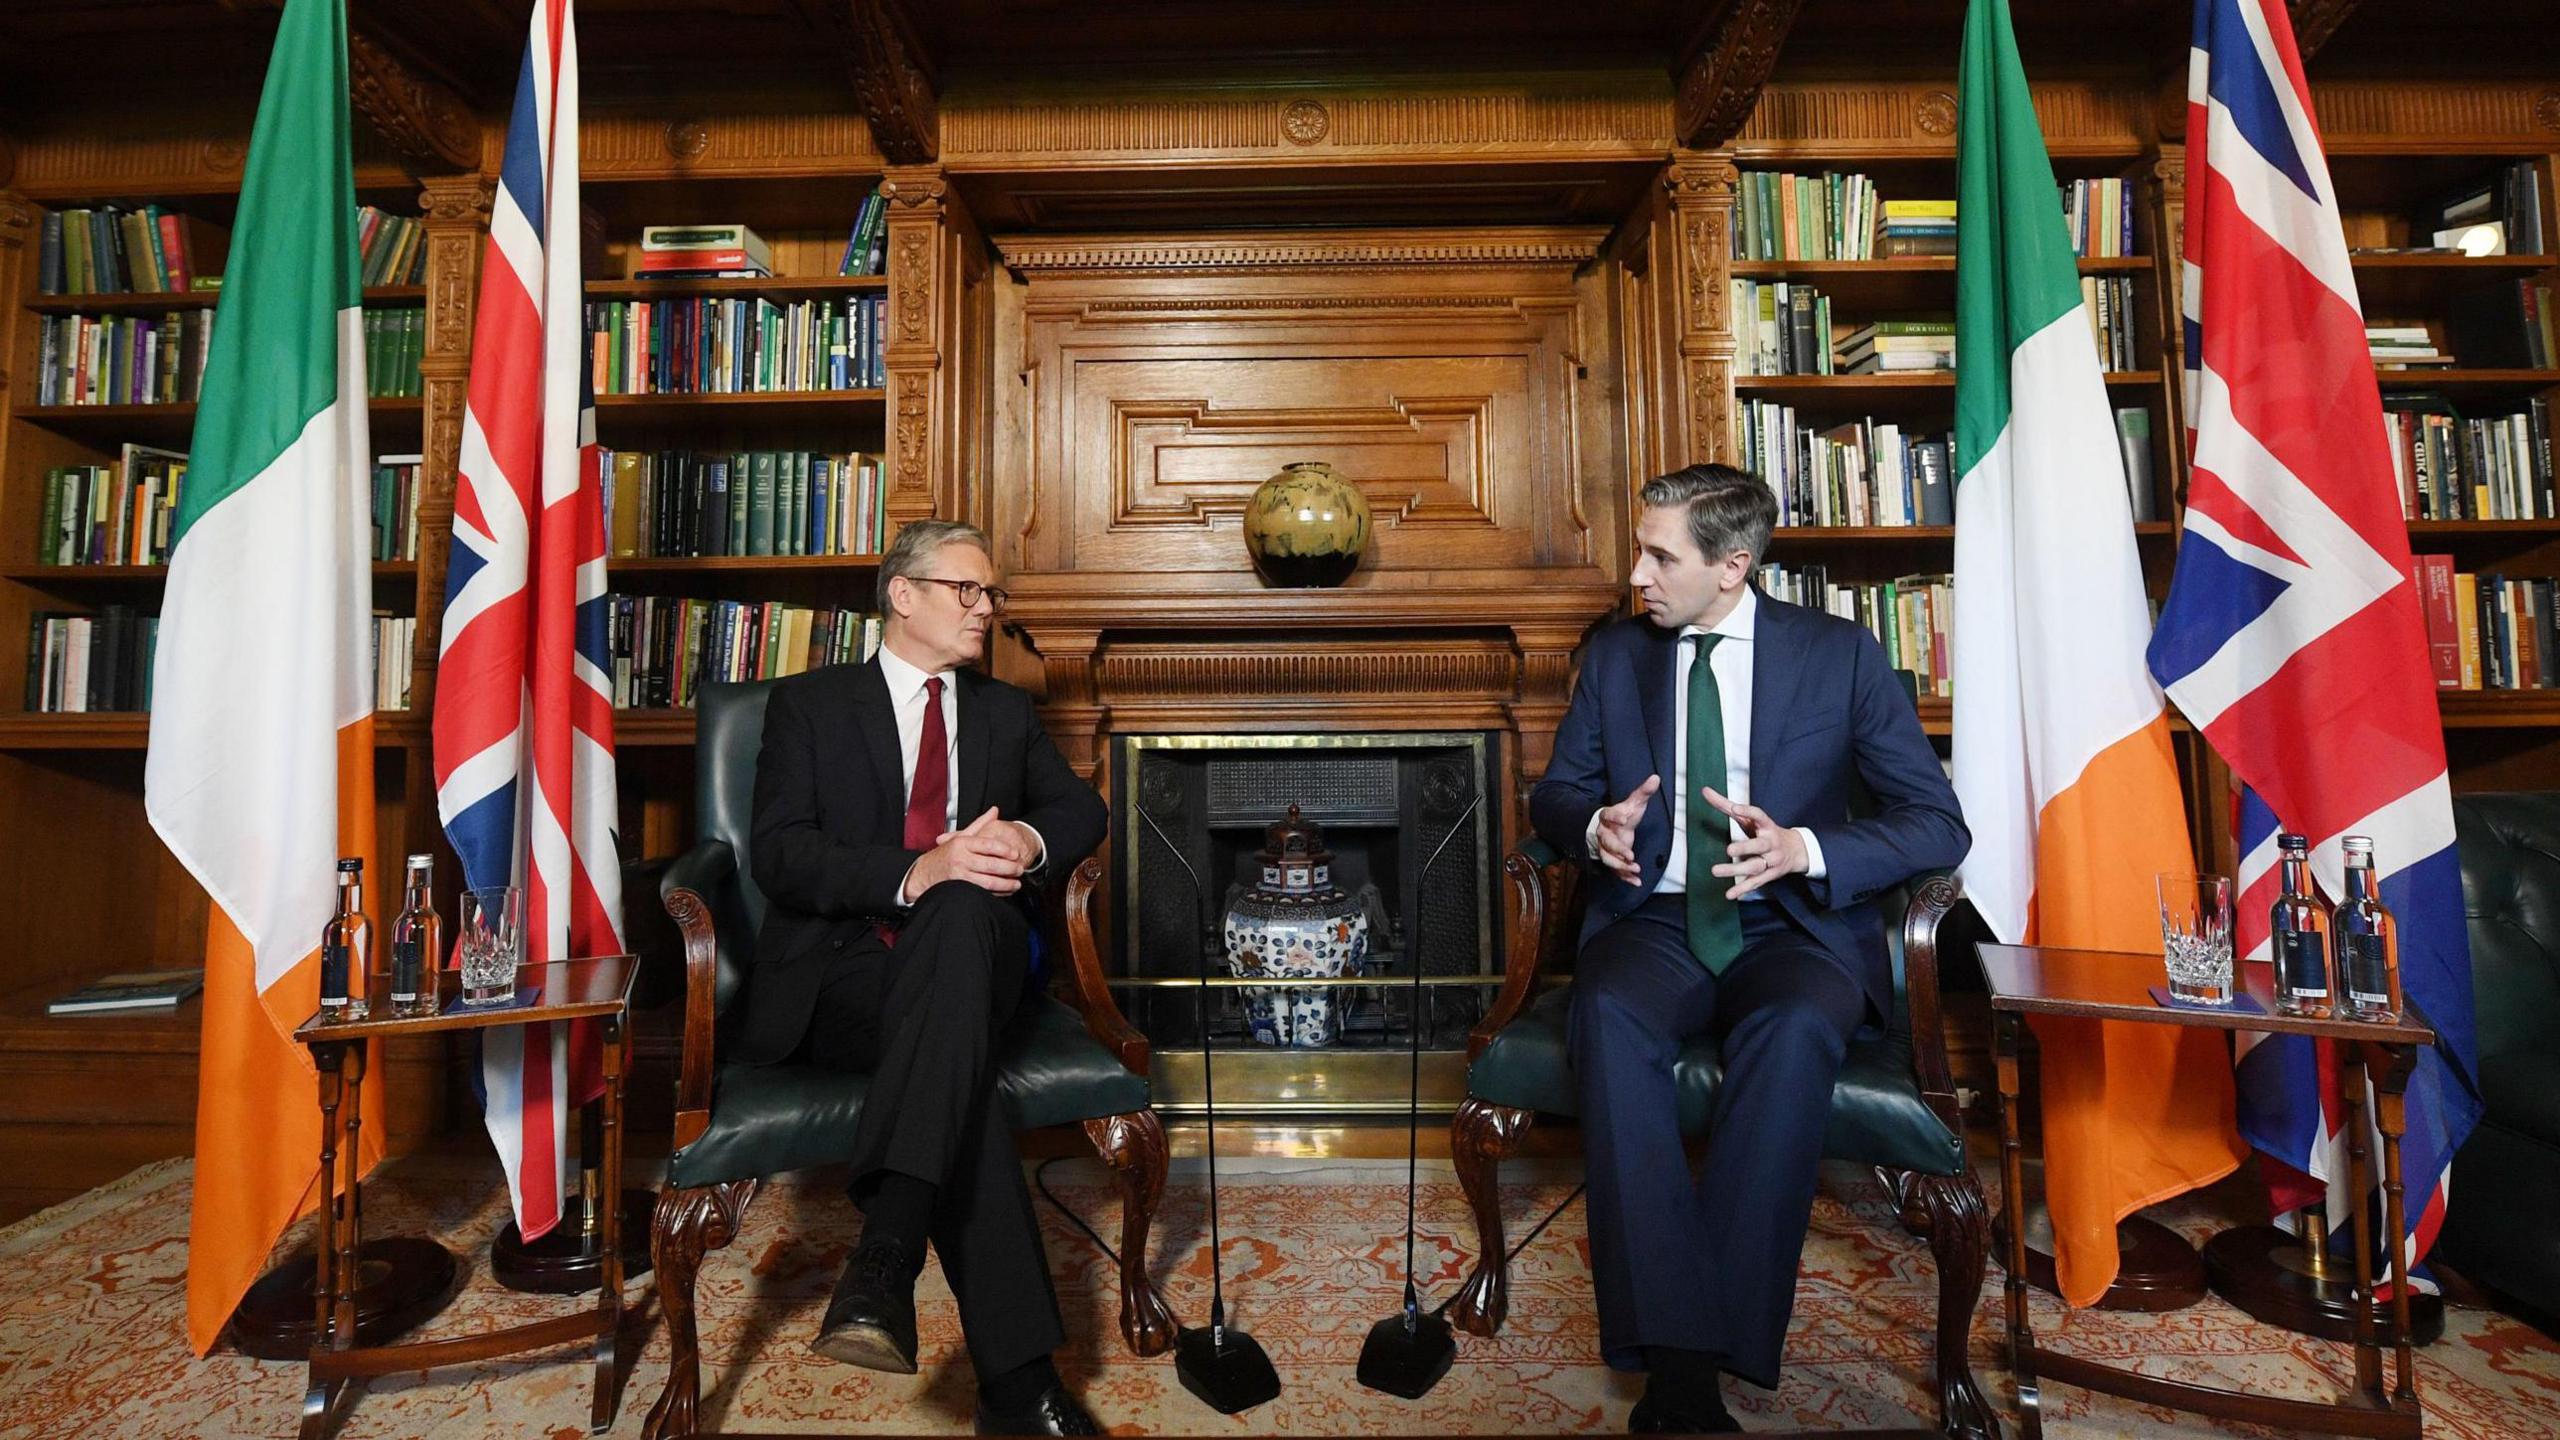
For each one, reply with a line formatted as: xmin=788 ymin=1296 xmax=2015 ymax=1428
xmin=1356 ymin=1310 xmax=1456 ymax=1399
xmin=1175 ymin=1324 xmax=1282 ymax=1414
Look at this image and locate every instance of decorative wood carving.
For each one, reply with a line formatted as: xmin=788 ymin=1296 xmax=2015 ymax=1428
xmin=1675 ymin=0 xmax=1805 ymax=150
xmin=1081 ymin=1111 xmax=1179 ymax=1357
xmin=411 ymin=176 xmax=493 ymax=717
xmin=1740 ymin=79 xmax=2153 ymax=151
xmin=2287 ymin=0 xmax=2361 ymax=58
xmin=1662 ymin=154 xmax=1740 ymax=470
xmin=880 ymin=165 xmax=951 ymax=519
xmin=578 ymin=110 xmax=877 ymax=179
xmin=345 ymin=30 xmax=479 ymax=178
xmin=2 ymin=131 xmax=411 ymax=200
xmin=843 ymin=0 xmax=939 ymax=165
xmin=943 ymin=88 xmax=1669 ymax=161
xmin=1446 ymin=1097 xmax=1535 ymax=1337
xmin=1907 ymin=1169 xmax=1998 ymax=1440
xmin=1098 ymin=644 xmax=1516 ymax=702
xmin=640 ymin=1179 xmax=758 ymax=1440
xmin=996 ymin=228 xmax=1608 ymax=276
xmin=2306 ymin=81 xmax=2560 ymax=143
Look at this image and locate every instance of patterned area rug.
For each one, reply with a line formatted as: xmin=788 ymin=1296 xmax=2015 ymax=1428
xmin=2 ymin=1151 xmax=2554 ymax=1438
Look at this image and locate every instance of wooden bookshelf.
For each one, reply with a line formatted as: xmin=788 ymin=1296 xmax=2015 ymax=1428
xmin=25 ymin=284 xmax=428 ymax=314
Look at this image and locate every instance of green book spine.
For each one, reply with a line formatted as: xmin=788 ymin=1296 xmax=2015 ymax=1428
xmin=727 ymin=451 xmax=750 ymax=552
xmin=38 ymin=471 xmax=64 ymax=566
xmin=747 ymin=451 xmax=777 ymax=557
xmin=787 ymin=451 xmax=809 ymax=557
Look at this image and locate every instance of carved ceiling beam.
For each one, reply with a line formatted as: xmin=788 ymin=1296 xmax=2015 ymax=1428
xmin=2288 ymin=0 xmax=2361 ymax=59
xmin=830 ymin=0 xmax=940 ymax=166
xmin=1673 ymin=0 xmax=1805 ymax=151
xmin=346 ymin=29 xmax=481 ymax=177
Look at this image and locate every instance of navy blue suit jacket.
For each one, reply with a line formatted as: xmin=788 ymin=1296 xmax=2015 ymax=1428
xmin=1528 ymin=591 xmax=1970 ymax=1021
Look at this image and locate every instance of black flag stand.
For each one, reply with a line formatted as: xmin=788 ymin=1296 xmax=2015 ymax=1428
xmin=1356 ymin=794 xmax=1480 ymax=1399
xmin=1136 ymin=804 xmax=1282 ymax=1415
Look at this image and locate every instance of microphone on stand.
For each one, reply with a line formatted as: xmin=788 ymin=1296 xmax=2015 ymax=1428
xmin=1357 ymin=793 xmax=1481 ymax=1399
xmin=1135 ymin=803 xmax=1282 ymax=1415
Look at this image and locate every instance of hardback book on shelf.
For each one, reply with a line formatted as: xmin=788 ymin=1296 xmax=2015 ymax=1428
xmin=586 ymin=293 xmax=885 ymax=395
xmin=373 ymin=455 xmax=422 ymax=562
xmin=1756 ymin=563 xmax=1954 ymax=697
xmin=40 ymin=444 xmax=188 ymax=566
xmin=603 ymin=447 xmax=889 ymax=559
xmin=1731 ymin=280 xmax=1834 ymax=375
xmin=43 ymin=970 xmax=206 ymax=1016
xmin=354 ymin=206 xmax=428 ymax=287
xmin=1734 ymin=170 xmax=1883 ymax=261
xmin=1738 ymin=398 xmax=1954 ymax=527
xmin=374 ymin=612 xmax=415 ymax=711
xmin=362 ymin=308 xmax=424 ymax=398
xmin=2411 ymin=555 xmax=2560 ymax=690
xmin=35 ymin=310 xmax=214 ymax=406
xmin=34 ymin=204 xmax=218 ymax=295
xmin=640 ymin=222 xmax=773 ymax=270
xmin=2060 ymin=177 xmax=2136 ymax=259
xmin=1837 ymin=318 xmax=1956 ymax=375
xmin=2079 ymin=274 xmax=2137 ymax=371
xmin=2383 ymin=393 xmax=2554 ymax=520
xmin=2444 ymin=278 xmax=2558 ymax=370
xmin=839 ymin=187 xmax=889 ymax=277
xmin=604 ymin=595 xmax=881 ymax=709
xmin=2367 ymin=324 xmax=2454 ymax=369
xmin=25 ymin=606 xmax=156 ymax=713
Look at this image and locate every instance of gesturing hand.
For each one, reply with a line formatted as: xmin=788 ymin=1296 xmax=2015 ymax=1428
xmin=1592 ymin=775 xmax=1661 ymax=887
xmin=1699 ymin=786 xmax=1806 ymax=899
xmin=905 ymin=806 xmax=1028 ymax=897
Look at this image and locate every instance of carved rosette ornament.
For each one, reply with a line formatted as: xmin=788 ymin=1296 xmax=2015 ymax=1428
xmin=1915 ymin=90 xmax=1959 ymax=137
xmin=1281 ymin=99 xmax=1330 ymax=145
xmin=663 ymin=121 xmax=711 ymax=160
xmin=2539 ymin=91 xmax=2560 ymax=134
xmin=346 ymin=30 xmax=479 ymax=177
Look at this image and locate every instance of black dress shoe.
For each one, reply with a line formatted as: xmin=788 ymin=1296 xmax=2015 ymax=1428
xmin=810 ymin=1239 xmax=921 ymax=1374
xmin=1628 ymin=1390 xmax=1742 ymax=1434
xmin=974 ymin=1382 xmax=1102 ymax=1436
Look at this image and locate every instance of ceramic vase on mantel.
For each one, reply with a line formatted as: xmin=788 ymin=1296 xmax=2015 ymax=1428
xmin=1242 ymin=460 xmax=1372 ymax=587
xmin=1221 ymin=804 xmax=1371 ymax=1048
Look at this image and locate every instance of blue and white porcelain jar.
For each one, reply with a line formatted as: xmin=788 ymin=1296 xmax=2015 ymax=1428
xmin=1221 ymin=804 xmax=1369 ymax=1047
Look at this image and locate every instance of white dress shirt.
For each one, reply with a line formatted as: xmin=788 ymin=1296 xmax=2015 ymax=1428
xmin=1587 ymin=586 xmax=1827 ymax=899
xmin=877 ymin=643 xmax=1047 ymax=906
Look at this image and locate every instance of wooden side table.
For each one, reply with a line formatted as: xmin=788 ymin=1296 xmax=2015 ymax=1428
xmin=291 ymin=954 xmax=640 ymax=1440
xmin=1978 ymin=943 xmax=2433 ymax=1440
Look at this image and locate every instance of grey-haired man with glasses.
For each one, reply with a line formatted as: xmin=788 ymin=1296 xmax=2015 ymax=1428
xmin=740 ymin=518 xmax=1109 ymax=1435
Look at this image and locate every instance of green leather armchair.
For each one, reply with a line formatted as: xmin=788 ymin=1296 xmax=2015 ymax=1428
xmin=1448 ymin=844 xmax=1994 ymax=1440
xmin=2438 ymin=791 xmax=2560 ymax=1322
xmin=642 ymin=678 xmax=1177 ymax=1440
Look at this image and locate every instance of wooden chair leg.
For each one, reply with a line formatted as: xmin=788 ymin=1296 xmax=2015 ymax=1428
xmin=641 ymin=1179 xmax=756 ymax=1440
xmin=1083 ymin=1110 xmax=1178 ymax=1357
xmin=1446 ymin=1097 xmax=1535 ymax=1338
xmin=1905 ymin=1169 xmax=2000 ymax=1440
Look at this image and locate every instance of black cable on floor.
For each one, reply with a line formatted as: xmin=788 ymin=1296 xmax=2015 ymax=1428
xmin=1032 ymin=1155 xmax=1586 ymax=1317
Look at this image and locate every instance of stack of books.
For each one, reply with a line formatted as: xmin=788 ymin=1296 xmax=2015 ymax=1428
xmin=586 ymin=294 xmax=884 ymax=394
xmin=372 ymin=455 xmax=422 ymax=562
xmin=1878 ymin=200 xmax=1957 ymax=257
xmin=2384 ymin=394 xmax=2555 ymax=520
xmin=35 ymin=310 xmax=216 ymax=405
xmin=363 ymin=308 xmax=425 ymax=397
xmin=1736 ymin=401 xmax=1954 ymax=527
xmin=2081 ymin=275 xmax=2139 ymax=370
xmin=1838 ymin=318 xmax=1955 ymax=374
xmin=45 ymin=970 xmax=205 ymax=1015
xmin=632 ymin=222 xmax=772 ymax=280
xmin=2367 ymin=325 xmax=2454 ymax=369
xmin=603 ymin=447 xmax=890 ymax=559
xmin=2410 ymin=555 xmax=2559 ymax=690
xmin=374 ymin=612 xmax=415 ymax=711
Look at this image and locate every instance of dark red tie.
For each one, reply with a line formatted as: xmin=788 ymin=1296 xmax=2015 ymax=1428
xmin=904 ymin=675 xmax=949 ymax=851
xmin=882 ymin=676 xmax=948 ymax=947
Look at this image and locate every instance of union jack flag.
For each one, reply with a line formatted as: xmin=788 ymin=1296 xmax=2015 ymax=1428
xmin=432 ymin=0 xmax=623 ymax=1241
xmin=2149 ymin=0 xmax=2479 ymax=1283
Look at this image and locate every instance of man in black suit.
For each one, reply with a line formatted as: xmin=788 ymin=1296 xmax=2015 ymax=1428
xmin=744 ymin=518 xmax=1108 ymax=1436
xmin=1531 ymin=465 xmax=1969 ymax=1433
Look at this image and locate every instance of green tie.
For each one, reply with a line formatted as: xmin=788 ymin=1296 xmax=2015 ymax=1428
xmin=1685 ymin=633 xmax=1744 ymax=974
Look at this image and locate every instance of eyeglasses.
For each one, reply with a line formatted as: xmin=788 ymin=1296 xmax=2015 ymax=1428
xmin=907 ymin=576 xmax=1010 ymax=613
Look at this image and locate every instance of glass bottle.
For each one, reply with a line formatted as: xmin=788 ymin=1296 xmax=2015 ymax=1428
xmin=322 ymin=858 xmax=372 ymax=1022
xmin=2269 ymin=833 xmax=2331 ymax=1017
xmin=2332 ymin=836 xmax=2402 ymax=1022
xmin=389 ymin=854 xmax=440 ymax=1019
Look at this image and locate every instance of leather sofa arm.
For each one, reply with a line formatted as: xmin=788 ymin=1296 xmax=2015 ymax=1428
xmin=660 ymin=839 xmax=737 ymax=1151
xmin=1062 ymin=854 xmax=1151 ymax=1075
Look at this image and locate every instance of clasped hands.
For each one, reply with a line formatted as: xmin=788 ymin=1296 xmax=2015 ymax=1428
xmin=902 ymin=807 xmax=1043 ymax=898
xmin=1592 ymin=775 xmax=1805 ymax=899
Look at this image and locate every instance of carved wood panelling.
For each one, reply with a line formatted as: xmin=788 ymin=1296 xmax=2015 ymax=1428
xmin=944 ymin=85 xmax=1669 ymax=161
xmin=346 ymin=30 xmax=483 ymax=177
xmin=580 ymin=111 xmax=879 ymax=177
xmin=1737 ymin=80 xmax=2149 ymax=152
xmin=1112 ymin=391 xmax=1499 ymax=532
xmin=995 ymin=227 xmax=1610 ymax=276
xmin=1098 ymin=644 xmax=1518 ymax=703
xmin=2308 ymin=82 xmax=2560 ymax=144
xmin=9 ymin=129 xmax=411 ymax=199
xmin=1675 ymin=0 xmax=1804 ymax=150
xmin=844 ymin=0 xmax=940 ymax=165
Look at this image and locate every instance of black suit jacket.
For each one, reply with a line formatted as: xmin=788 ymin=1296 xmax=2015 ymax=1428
xmin=738 ymin=659 xmax=1109 ymax=1066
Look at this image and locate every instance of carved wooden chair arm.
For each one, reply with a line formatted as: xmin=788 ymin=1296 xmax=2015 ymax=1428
xmin=659 ymin=839 xmax=736 ymax=1151
xmin=1469 ymin=847 xmax=1567 ymax=1060
xmin=1061 ymin=853 xmax=1151 ymax=1075
xmin=1899 ymin=871 xmax=1967 ymax=1138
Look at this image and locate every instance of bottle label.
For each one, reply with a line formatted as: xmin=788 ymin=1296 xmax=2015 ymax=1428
xmin=391 ymin=938 xmax=423 ymax=1002
xmin=2341 ymin=931 xmax=2389 ymax=1006
xmin=2275 ymin=928 xmax=2327 ymax=998
xmin=320 ymin=940 xmax=349 ymax=1006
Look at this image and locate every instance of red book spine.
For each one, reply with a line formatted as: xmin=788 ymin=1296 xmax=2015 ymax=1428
xmin=2419 ymin=553 xmax=2460 ymax=688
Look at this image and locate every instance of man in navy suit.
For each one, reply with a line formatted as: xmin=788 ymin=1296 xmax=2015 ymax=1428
xmin=1530 ymin=464 xmax=1968 ymax=1433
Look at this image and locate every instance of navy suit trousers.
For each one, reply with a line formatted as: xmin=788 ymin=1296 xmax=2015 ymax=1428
xmin=1567 ymin=890 xmax=1867 ymax=1389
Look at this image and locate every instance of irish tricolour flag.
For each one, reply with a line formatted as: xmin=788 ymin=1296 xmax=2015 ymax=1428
xmin=1947 ymin=0 xmax=2244 ymax=1306
xmin=144 ymin=0 xmax=383 ymax=1354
